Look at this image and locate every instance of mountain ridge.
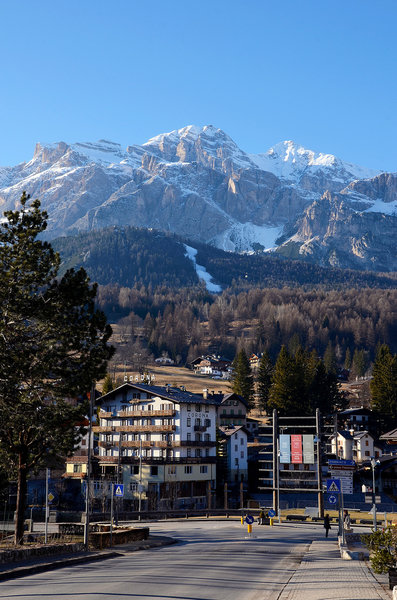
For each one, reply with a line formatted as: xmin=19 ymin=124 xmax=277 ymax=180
xmin=0 ymin=125 xmax=396 ymax=271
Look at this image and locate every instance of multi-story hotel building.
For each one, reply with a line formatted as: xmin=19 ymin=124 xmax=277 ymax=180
xmin=85 ymin=382 xmax=219 ymax=510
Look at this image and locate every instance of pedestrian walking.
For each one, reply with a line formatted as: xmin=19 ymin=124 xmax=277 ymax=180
xmin=344 ymin=510 xmax=351 ymax=532
xmin=258 ymin=509 xmax=265 ymax=525
xmin=324 ymin=513 xmax=331 ymax=537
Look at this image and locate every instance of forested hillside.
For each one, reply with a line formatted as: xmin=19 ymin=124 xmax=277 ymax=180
xmin=53 ymin=226 xmax=397 ymax=291
xmin=99 ymin=284 xmax=397 ymax=370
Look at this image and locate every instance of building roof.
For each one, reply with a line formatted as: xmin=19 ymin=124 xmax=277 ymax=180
xmin=353 ymin=430 xmax=374 ymax=440
xmin=218 ymin=425 xmax=248 ymax=438
xmin=330 ymin=430 xmax=353 ymax=440
xmin=380 ymin=428 xmax=397 ymax=441
xmin=339 ymin=407 xmax=372 ymax=416
xmin=99 ymin=382 xmax=220 ymax=406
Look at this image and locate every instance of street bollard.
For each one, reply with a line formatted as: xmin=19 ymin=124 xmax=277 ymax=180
xmin=269 ymin=517 xmax=274 ymax=527
xmin=241 ymin=516 xmax=244 ymax=525
xmin=247 ymin=523 xmax=252 ymax=535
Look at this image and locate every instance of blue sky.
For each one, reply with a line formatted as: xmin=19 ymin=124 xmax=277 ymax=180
xmin=1 ymin=0 xmax=396 ymax=171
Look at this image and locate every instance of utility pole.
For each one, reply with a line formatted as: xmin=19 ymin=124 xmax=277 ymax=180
xmin=138 ymin=438 xmax=143 ymax=520
xmin=371 ymin=457 xmax=378 ymax=532
xmin=84 ymin=383 xmax=95 ymax=550
xmin=272 ymin=410 xmax=278 ymax=513
xmin=316 ymin=409 xmax=324 ymax=518
xmin=45 ymin=468 xmax=50 ymax=544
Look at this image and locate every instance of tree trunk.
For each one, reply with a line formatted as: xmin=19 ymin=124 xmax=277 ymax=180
xmin=14 ymin=453 xmax=28 ymax=545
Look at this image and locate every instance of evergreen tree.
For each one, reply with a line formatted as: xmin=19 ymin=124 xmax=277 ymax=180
xmin=0 ymin=193 xmax=114 ymax=544
xmin=370 ymin=344 xmax=397 ymax=432
xmin=268 ymin=346 xmax=306 ymax=416
xmin=231 ymin=349 xmax=254 ymax=409
xmin=324 ymin=340 xmax=337 ymax=374
xmin=102 ymin=373 xmax=115 ymax=395
xmin=344 ymin=347 xmax=352 ymax=370
xmin=257 ymin=351 xmax=273 ymax=412
xmin=352 ymin=348 xmax=368 ymax=378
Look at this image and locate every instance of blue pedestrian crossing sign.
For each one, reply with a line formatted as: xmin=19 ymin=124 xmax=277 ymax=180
xmin=268 ymin=509 xmax=276 ymax=518
xmin=114 ymin=484 xmax=124 ymax=497
xmin=326 ymin=478 xmax=341 ymax=493
xmin=328 ymin=495 xmax=337 ymax=504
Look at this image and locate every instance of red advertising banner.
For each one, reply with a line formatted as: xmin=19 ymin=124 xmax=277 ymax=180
xmin=291 ymin=434 xmax=302 ymax=463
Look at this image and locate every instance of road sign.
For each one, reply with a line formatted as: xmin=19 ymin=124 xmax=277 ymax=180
xmin=114 ymin=484 xmax=124 ymax=497
xmin=268 ymin=509 xmax=276 ymax=518
xmin=48 ymin=492 xmax=55 ymax=504
xmin=326 ymin=478 xmax=341 ymax=493
xmin=328 ymin=495 xmax=337 ymax=504
xmin=365 ymin=495 xmax=372 ymax=503
xmin=328 ymin=459 xmax=355 ymax=467
xmin=245 ymin=515 xmax=254 ymax=524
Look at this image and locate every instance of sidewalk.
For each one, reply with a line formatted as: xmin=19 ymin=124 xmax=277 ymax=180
xmin=277 ymin=538 xmax=391 ymax=600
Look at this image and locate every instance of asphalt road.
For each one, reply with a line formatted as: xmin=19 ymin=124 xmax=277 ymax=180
xmin=0 ymin=521 xmax=330 ymax=600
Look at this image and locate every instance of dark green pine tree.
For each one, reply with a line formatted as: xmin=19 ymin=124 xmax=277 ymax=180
xmin=268 ymin=346 xmax=307 ymax=416
xmin=324 ymin=340 xmax=337 ymax=374
xmin=231 ymin=348 xmax=255 ymax=409
xmin=257 ymin=351 xmax=273 ymax=413
xmin=370 ymin=344 xmax=397 ymax=433
xmin=0 ymin=193 xmax=114 ymax=545
xmin=344 ymin=347 xmax=352 ymax=370
xmin=102 ymin=373 xmax=115 ymax=395
xmin=352 ymin=348 xmax=368 ymax=378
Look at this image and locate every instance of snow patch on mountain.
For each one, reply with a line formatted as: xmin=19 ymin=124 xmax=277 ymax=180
xmin=250 ymin=140 xmax=380 ymax=182
xmin=213 ymin=222 xmax=284 ymax=253
xmin=364 ymin=198 xmax=397 ymax=216
xmin=183 ymin=244 xmax=222 ymax=292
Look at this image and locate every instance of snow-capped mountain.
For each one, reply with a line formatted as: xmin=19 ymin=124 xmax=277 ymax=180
xmin=0 ymin=125 xmax=396 ymax=271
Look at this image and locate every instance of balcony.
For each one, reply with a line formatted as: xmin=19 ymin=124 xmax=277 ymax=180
xmin=180 ymin=441 xmax=216 ymax=447
xmin=99 ymin=412 xmax=113 ymax=418
xmin=98 ymin=455 xmax=216 ymax=465
xmin=120 ymin=440 xmax=152 ymax=448
xmin=115 ymin=425 xmax=176 ymax=433
xmin=117 ymin=409 xmax=176 ymax=418
xmin=92 ymin=426 xmax=115 ymax=433
xmin=194 ymin=425 xmax=208 ymax=432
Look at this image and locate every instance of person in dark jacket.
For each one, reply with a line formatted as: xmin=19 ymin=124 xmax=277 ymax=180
xmin=324 ymin=514 xmax=331 ymax=537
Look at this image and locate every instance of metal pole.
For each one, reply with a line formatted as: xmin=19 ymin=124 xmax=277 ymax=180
xmin=84 ymin=384 xmax=94 ymax=550
xmin=45 ymin=468 xmax=49 ymax=544
xmin=277 ymin=437 xmax=280 ymax=523
xmin=138 ymin=438 xmax=142 ymax=520
xmin=110 ymin=483 xmax=113 ymax=547
xmin=371 ymin=458 xmax=377 ymax=532
xmin=340 ymin=486 xmax=346 ymax=546
xmin=272 ymin=411 xmax=277 ymax=513
xmin=316 ymin=409 xmax=324 ymax=518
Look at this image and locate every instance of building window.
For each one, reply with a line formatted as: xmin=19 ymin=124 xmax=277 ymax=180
xmin=195 ymin=449 xmax=201 ymax=457
xmin=187 ymin=448 xmax=191 ymax=457
xmin=129 ymin=482 xmax=138 ymax=492
xmin=240 ymin=438 xmax=244 ymax=445
xmin=205 ymin=418 xmax=211 ymax=427
xmin=235 ymin=458 xmax=238 ymax=466
xmin=204 ymin=434 xmax=210 ymax=442
xmin=200 ymin=466 xmax=208 ymax=474
xmin=365 ymin=451 xmax=370 ymax=456
xmin=131 ymin=465 xmax=139 ymax=475
xmin=187 ymin=433 xmax=191 ymax=441
xmin=150 ymin=466 xmax=158 ymax=476
xmin=195 ymin=404 xmax=201 ymax=412
xmin=205 ymin=448 xmax=210 ymax=457
xmin=184 ymin=466 xmax=192 ymax=474
xmin=240 ymin=451 xmax=244 ymax=458
xmin=73 ymin=464 xmax=82 ymax=473
xmin=168 ymin=466 xmax=176 ymax=474
xmin=235 ymin=445 xmax=238 ymax=451
xmin=195 ymin=433 xmax=201 ymax=442
xmin=195 ymin=418 xmax=201 ymax=426
xmin=187 ymin=418 xmax=191 ymax=427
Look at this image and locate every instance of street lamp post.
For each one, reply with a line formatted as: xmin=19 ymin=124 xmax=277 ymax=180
xmin=370 ymin=457 xmax=378 ymax=532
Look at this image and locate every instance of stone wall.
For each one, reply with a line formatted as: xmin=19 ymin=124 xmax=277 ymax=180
xmin=0 ymin=542 xmax=85 ymax=564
